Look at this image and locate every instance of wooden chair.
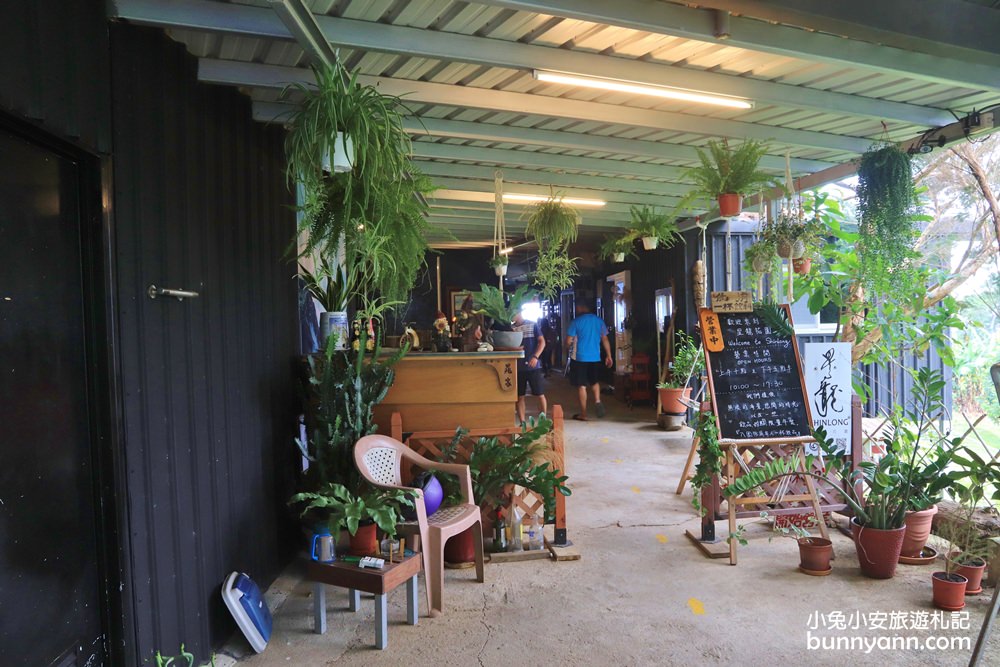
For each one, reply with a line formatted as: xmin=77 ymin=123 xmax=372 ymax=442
xmin=354 ymin=434 xmax=485 ymax=617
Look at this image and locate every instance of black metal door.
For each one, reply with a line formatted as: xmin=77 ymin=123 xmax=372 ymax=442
xmin=0 ymin=127 xmax=106 ymax=666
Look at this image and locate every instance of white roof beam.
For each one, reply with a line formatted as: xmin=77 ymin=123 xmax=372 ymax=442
xmin=414 ymin=161 xmax=695 ymax=198
xmin=111 ymin=0 xmax=952 ymax=126
xmin=474 ymin=0 xmax=1000 ymax=92
xmin=404 ymin=118 xmax=835 ymax=174
xmin=204 ymin=60 xmax=869 ymax=153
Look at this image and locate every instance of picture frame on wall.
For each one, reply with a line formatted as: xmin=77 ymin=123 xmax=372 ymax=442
xmin=448 ymin=288 xmax=479 ymax=320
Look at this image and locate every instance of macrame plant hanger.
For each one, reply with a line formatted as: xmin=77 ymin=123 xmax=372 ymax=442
xmin=493 ymin=169 xmax=507 ymax=289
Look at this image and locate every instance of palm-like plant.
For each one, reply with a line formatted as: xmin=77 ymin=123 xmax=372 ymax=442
xmin=628 ymin=205 xmax=683 ymax=249
xmin=684 ymin=139 xmax=776 ymax=215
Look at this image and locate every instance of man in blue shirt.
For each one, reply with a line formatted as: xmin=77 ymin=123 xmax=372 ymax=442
xmin=566 ymin=302 xmax=612 ymax=420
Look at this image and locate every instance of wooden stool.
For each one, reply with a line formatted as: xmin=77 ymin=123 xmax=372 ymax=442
xmin=306 ymin=554 xmax=422 ymax=650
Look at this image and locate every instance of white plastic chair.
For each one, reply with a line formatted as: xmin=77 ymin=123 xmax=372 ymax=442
xmin=354 ymin=434 xmax=485 ymax=616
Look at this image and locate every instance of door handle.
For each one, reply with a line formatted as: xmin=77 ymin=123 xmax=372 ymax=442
xmin=147 ymin=285 xmax=199 ymax=301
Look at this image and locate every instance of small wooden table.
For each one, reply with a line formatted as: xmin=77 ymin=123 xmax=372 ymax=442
xmin=306 ymin=555 xmax=422 ymax=650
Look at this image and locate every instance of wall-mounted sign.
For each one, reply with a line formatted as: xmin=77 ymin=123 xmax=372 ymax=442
xmin=804 ymin=342 xmax=852 ymax=455
xmin=710 ymin=291 xmax=753 ymax=313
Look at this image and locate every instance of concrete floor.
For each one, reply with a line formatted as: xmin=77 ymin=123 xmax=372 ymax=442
xmin=236 ymin=375 xmax=998 ymax=667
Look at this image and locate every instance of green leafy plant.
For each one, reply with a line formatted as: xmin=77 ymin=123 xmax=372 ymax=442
xmin=761 ymin=210 xmax=826 ymax=259
xmin=296 ymin=330 xmax=408 ymax=495
xmin=436 ymin=416 xmax=571 ymax=521
xmin=724 ymin=369 xmax=965 ymax=531
xmin=753 ymin=300 xmax=795 ymax=337
xmin=523 ymin=193 xmax=580 ymax=249
xmin=690 ymin=404 xmax=722 ymax=515
xmin=283 ymin=60 xmax=433 ymax=315
xmin=289 ymin=482 xmax=415 ymax=537
xmin=940 ymin=426 xmax=1000 ymax=573
xmin=628 ymin=205 xmax=683 ymax=246
xmin=155 ymin=645 xmax=214 ymax=667
xmin=657 ymin=330 xmax=704 ymax=389
xmin=684 ymin=139 xmax=776 ymax=197
xmin=856 ymin=142 xmax=916 ymax=294
xmin=533 ymin=244 xmax=579 ymax=300
xmin=743 ymin=238 xmax=780 ymax=278
xmin=598 ymin=233 xmax=638 ymax=262
xmin=488 ymin=254 xmax=509 ymax=269
xmin=475 ymin=283 xmax=538 ymax=331
xmin=299 ymin=255 xmax=355 ymax=312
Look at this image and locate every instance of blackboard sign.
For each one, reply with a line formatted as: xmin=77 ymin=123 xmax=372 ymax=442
xmin=700 ymin=305 xmax=812 ymax=442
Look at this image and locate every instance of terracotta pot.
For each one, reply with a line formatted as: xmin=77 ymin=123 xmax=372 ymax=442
xmin=444 ymin=526 xmax=477 ymax=565
xmin=851 ymin=519 xmax=906 ymax=579
xmin=798 ymin=537 xmax=833 ymax=572
xmin=900 ymin=505 xmax=938 ymax=558
xmin=952 ymin=556 xmax=987 ymax=595
xmin=932 ymin=571 xmax=968 ymax=610
xmin=348 ymin=522 xmax=379 ymax=556
xmin=717 ymin=193 xmax=742 ymax=217
xmin=641 ymin=236 xmax=658 ymax=250
xmin=658 ymin=386 xmax=691 ymax=414
xmin=792 ymin=257 xmax=812 ymax=275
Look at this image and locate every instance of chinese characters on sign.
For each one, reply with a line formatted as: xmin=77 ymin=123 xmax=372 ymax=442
xmin=710 ymin=290 xmax=753 ymax=313
xmin=704 ymin=308 xmax=811 ymax=441
xmin=804 ymin=342 xmax=851 ymax=454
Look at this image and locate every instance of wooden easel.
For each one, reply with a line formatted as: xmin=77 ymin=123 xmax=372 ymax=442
xmin=685 ymin=301 xmax=829 ymax=565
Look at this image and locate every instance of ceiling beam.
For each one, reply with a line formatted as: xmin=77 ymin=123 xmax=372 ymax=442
xmin=414 ymin=161 xmax=694 ymax=198
xmin=473 ymin=0 xmax=1000 ymax=92
xmin=403 ymin=118 xmax=835 ymax=174
xmin=411 ymin=142 xmax=688 ymax=181
xmin=254 ymin=102 xmax=834 ymax=173
xmin=111 ymin=0 xmax=954 ymax=126
xmin=691 ymin=0 xmax=1000 ymax=63
xmin=204 ymin=59 xmax=870 ymax=153
xmin=430 ymin=205 xmax=634 ymax=222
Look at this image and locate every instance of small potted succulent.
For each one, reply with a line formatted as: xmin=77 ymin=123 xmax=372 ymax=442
xmin=656 ymin=330 xmax=703 ymax=413
xmin=489 ymin=254 xmax=509 ymax=277
xmin=684 ymin=139 xmax=776 ymax=217
xmin=629 ymin=205 xmax=683 ymax=251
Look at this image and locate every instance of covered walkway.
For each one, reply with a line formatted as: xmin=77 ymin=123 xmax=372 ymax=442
xmin=240 ymin=379 xmax=999 ymax=666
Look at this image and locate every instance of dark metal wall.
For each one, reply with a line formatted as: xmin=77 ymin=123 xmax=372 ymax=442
xmin=0 ymin=0 xmax=111 ymax=153
xmin=110 ymin=24 xmax=298 ymax=660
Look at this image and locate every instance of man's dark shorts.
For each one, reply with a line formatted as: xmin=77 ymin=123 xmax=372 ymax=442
xmin=518 ymin=363 xmax=545 ymax=396
xmin=570 ymin=360 xmax=601 ymax=387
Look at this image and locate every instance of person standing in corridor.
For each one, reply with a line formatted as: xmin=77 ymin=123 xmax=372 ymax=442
xmin=566 ymin=301 xmax=612 ymax=421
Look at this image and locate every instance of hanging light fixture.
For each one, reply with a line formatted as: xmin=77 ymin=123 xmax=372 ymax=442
xmin=533 ymin=70 xmax=753 ymax=109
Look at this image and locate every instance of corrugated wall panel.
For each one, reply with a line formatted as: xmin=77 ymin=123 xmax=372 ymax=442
xmin=0 ymin=0 xmax=111 ymax=153
xmin=110 ymin=24 xmax=298 ymax=659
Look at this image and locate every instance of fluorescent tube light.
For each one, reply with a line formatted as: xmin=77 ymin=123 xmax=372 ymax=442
xmin=533 ymin=70 xmax=753 ymax=110
xmin=503 ymin=193 xmax=606 ymax=207
xmin=499 ymin=247 xmax=513 ymax=255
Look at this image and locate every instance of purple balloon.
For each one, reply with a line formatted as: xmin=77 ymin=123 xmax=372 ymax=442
xmin=422 ymin=474 xmax=444 ymax=517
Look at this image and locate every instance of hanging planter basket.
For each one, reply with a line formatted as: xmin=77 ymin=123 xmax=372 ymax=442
xmin=777 ymin=238 xmax=806 ymax=259
xmin=321 ymin=132 xmax=355 ymax=174
xmin=641 ymin=236 xmax=659 ymax=250
xmin=717 ymin=193 xmax=742 ymax=217
xmin=494 ymin=264 xmax=508 ymax=277
xmin=613 ymin=252 xmax=626 ymax=263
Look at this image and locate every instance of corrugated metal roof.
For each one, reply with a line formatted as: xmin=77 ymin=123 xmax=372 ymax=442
xmin=125 ymin=0 xmax=1000 ymax=244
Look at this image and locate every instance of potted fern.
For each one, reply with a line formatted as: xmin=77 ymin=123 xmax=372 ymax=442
xmin=629 ymin=205 xmax=684 ymax=250
xmin=684 ymin=139 xmax=775 ymax=217
xmin=489 ymin=254 xmax=509 ymax=277
xmin=598 ymin=234 xmax=637 ymax=263
xmin=523 ymin=192 xmax=580 ymax=248
xmin=657 ymin=331 xmax=703 ymax=413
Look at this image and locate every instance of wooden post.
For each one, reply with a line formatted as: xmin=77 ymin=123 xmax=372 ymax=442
xmin=391 ymin=412 xmax=403 ymax=442
xmin=552 ymin=404 xmax=568 ymax=545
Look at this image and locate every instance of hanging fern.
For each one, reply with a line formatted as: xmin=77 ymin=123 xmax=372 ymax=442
xmin=753 ymin=301 xmax=794 ymax=337
xmin=855 ymin=143 xmax=916 ymax=295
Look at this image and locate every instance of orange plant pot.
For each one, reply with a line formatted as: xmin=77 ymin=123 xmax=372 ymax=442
xmin=717 ymin=193 xmax=742 ymax=217
xmin=348 ymin=522 xmax=379 ymax=556
xmin=792 ymin=257 xmax=812 ymax=275
xmin=900 ymin=505 xmax=937 ymax=558
xmin=658 ymin=386 xmax=691 ymax=414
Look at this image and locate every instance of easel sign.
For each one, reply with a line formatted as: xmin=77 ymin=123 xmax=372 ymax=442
xmin=687 ymin=303 xmax=828 ymax=565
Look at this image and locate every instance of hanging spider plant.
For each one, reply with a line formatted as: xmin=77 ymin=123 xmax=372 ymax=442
xmin=523 ymin=191 xmax=581 ymax=250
